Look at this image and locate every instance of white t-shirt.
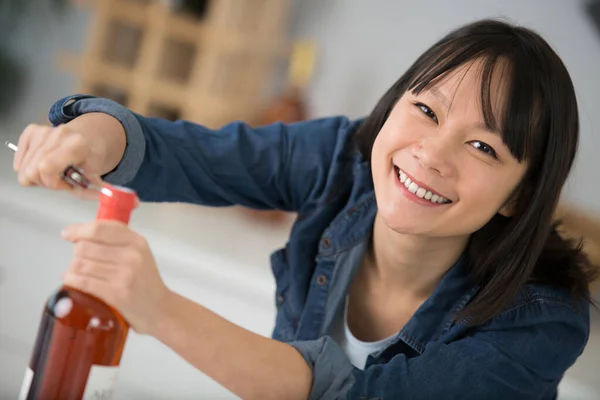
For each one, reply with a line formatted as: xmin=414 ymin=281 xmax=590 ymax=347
xmin=330 ymin=295 xmax=398 ymax=369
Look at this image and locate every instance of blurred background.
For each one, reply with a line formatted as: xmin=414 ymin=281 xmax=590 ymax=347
xmin=0 ymin=0 xmax=599 ymax=398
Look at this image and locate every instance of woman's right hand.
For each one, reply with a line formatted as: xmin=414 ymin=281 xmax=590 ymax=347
xmin=13 ymin=123 xmax=105 ymax=198
xmin=12 ymin=113 xmax=126 ymax=199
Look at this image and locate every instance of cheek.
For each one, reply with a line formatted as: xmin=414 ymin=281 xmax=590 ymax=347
xmin=371 ymin=123 xmax=412 ymax=159
xmin=371 ymin=133 xmax=400 ymax=184
xmin=370 ymin=131 xmax=389 ymax=170
xmin=457 ymin=164 xmax=519 ymax=214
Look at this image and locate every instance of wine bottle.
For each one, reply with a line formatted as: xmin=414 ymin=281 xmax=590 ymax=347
xmin=18 ymin=184 xmax=138 ymax=400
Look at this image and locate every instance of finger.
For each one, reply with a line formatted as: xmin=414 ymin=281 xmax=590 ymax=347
xmin=62 ymin=270 xmax=116 ymax=306
xmin=72 ymin=240 xmax=129 ymax=264
xmin=39 ymin=132 xmax=90 ymax=190
xmin=67 ymin=258 xmax=118 ymax=282
xmin=14 ymin=123 xmax=38 ymax=172
xmin=23 ymin=135 xmax=64 ymax=188
xmin=62 ymin=220 xmax=135 ymax=246
xmin=17 ymin=126 xmax=50 ymax=186
xmin=30 ymin=126 xmax=79 ymax=189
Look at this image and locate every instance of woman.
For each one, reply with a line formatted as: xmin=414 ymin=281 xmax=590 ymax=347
xmin=13 ymin=18 xmax=598 ymax=399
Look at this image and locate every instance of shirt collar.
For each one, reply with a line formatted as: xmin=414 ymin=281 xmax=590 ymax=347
xmin=319 ymin=180 xmax=478 ymax=352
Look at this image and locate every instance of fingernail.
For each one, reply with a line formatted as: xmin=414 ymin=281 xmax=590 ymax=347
xmin=60 ymin=229 xmax=69 ymax=238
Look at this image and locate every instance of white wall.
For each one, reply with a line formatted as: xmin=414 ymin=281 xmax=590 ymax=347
xmin=290 ymin=0 xmax=600 ymax=214
xmin=0 ymin=2 xmax=89 ymax=138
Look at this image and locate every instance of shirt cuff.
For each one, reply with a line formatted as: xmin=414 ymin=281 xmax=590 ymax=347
xmin=288 ymin=336 xmax=356 ymax=400
xmin=48 ymin=94 xmax=146 ymax=185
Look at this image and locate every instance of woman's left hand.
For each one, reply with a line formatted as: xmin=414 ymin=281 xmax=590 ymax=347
xmin=61 ymin=220 xmax=170 ymax=335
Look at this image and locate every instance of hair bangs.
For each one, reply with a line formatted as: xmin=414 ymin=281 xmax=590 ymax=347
xmin=405 ymin=37 xmax=547 ymax=165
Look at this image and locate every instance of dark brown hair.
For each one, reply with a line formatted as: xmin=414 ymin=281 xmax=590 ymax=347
xmin=352 ymin=18 xmax=598 ymax=324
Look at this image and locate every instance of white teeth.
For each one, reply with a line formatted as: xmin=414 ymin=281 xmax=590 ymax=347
xmin=397 ymin=168 xmax=450 ymax=204
xmin=400 ymin=171 xmax=407 ymax=183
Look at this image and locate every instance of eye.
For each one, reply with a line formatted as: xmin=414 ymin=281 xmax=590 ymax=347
xmin=414 ymin=102 xmax=438 ymax=123
xmin=470 ymin=141 xmax=498 ymax=159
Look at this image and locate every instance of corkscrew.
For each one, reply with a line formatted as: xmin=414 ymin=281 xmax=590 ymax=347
xmin=4 ymin=141 xmax=113 ymax=197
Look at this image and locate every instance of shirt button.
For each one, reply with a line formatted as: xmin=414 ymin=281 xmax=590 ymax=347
xmin=277 ymin=295 xmax=285 ymax=305
xmin=316 ymin=274 xmax=327 ymax=286
xmin=322 ymin=238 xmax=331 ymax=248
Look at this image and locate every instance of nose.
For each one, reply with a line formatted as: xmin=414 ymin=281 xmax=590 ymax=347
xmin=410 ymin=135 xmax=456 ymax=178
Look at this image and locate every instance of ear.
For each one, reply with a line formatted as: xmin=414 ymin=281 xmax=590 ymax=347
xmin=498 ymin=191 xmax=520 ymax=217
xmin=498 ymin=201 xmax=516 ymax=217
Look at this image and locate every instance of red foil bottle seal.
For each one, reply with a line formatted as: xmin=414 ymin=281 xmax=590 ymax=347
xmin=96 ymin=184 xmax=138 ymax=224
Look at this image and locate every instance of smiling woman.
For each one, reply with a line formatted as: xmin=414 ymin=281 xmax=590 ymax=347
xmin=362 ymin=54 xmax=569 ymax=322
xmin=353 ymin=25 xmax=597 ymax=326
xmin=9 ymin=18 xmax=600 ymax=400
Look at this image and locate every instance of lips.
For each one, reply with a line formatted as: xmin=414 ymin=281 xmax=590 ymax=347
xmin=395 ymin=167 xmax=452 ymax=204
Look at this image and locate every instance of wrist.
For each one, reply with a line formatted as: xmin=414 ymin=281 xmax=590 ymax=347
xmin=148 ymin=287 xmax=180 ymax=339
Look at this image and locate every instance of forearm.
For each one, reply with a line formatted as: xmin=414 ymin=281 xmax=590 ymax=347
xmin=152 ymin=290 xmax=313 ymax=400
xmin=65 ymin=112 xmax=126 ymax=175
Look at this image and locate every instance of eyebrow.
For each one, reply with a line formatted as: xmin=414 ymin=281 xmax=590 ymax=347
xmin=429 ymin=86 xmax=451 ymax=109
xmin=476 ymin=122 xmax=501 ymax=136
xmin=428 ymin=86 xmax=501 ymax=136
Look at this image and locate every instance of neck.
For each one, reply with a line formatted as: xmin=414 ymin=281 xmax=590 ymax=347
xmin=366 ymin=212 xmax=469 ymax=299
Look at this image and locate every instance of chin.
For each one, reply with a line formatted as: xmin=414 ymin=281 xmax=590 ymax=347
xmin=376 ymin=198 xmax=469 ymax=238
xmin=376 ymin=202 xmax=426 ymax=234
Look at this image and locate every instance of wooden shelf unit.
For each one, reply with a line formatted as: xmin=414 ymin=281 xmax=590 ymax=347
xmin=59 ymin=0 xmax=293 ymax=127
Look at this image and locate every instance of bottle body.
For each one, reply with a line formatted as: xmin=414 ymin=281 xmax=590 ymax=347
xmin=19 ymin=184 xmax=138 ymax=400
xmin=19 ymin=287 xmax=128 ymax=400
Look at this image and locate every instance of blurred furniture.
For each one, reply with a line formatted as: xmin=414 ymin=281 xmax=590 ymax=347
xmin=258 ymin=40 xmax=315 ymax=124
xmin=59 ymin=0 xmax=293 ymax=128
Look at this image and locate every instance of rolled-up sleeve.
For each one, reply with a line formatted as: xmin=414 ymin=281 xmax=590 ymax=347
xmin=289 ymin=301 xmax=589 ymax=400
xmin=48 ymin=94 xmax=146 ymax=185
xmin=289 ymin=337 xmax=356 ymax=400
xmin=47 ymin=94 xmax=356 ymax=212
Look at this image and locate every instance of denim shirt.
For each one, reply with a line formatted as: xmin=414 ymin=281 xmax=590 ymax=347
xmin=48 ymin=94 xmax=590 ymax=400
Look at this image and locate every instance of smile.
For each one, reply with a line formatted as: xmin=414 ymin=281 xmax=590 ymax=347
xmin=396 ymin=168 xmax=452 ymax=205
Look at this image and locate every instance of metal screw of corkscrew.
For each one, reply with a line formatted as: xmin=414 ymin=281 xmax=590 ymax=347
xmin=4 ymin=141 xmax=112 ymax=197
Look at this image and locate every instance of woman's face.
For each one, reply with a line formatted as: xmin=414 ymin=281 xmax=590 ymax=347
xmin=371 ymin=62 xmax=528 ymax=238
